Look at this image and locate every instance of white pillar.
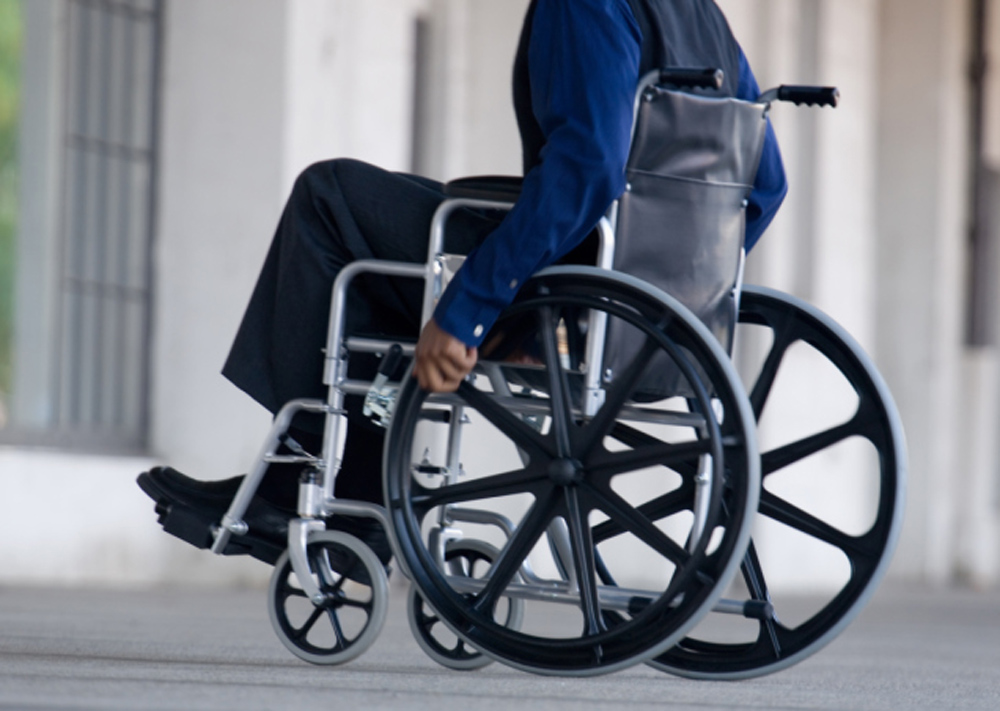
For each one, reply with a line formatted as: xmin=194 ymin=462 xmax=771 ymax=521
xmin=412 ymin=0 xmax=470 ymax=181
xmin=877 ymin=0 xmax=972 ymax=583
xmin=152 ymin=0 xmax=288 ymax=491
xmin=412 ymin=0 xmax=528 ymax=181
xmin=957 ymin=350 xmax=1000 ymax=586
xmin=811 ymin=0 xmax=880 ymax=349
xmin=154 ymin=0 xmax=430 ymax=497
xmin=459 ymin=0 xmax=529 ymax=177
xmin=955 ymin=0 xmax=1000 ymax=588
xmin=283 ymin=0 xmax=426 ymax=190
xmin=737 ymin=0 xmax=812 ymax=298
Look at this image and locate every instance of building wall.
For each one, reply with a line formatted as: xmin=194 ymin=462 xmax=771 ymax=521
xmin=4 ymin=0 xmax=1000 ymax=589
xmin=0 ymin=0 xmax=529 ymax=587
xmin=956 ymin=0 xmax=1000 ymax=586
xmin=153 ymin=0 xmax=286 ymax=484
xmin=9 ymin=0 xmax=64 ymax=431
xmin=877 ymin=0 xmax=979 ymax=583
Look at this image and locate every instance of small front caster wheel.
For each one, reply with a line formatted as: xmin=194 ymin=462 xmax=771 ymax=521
xmin=407 ymin=539 xmax=525 ymax=670
xmin=268 ymin=530 xmax=389 ymax=665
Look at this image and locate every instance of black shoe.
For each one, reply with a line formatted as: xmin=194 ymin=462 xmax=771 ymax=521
xmin=137 ymin=467 xmax=393 ymax=570
xmin=137 ymin=467 xmax=292 ymax=564
xmin=139 ymin=466 xmax=237 ymax=505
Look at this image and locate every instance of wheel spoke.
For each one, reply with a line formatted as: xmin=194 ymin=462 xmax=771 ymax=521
xmin=762 ymin=419 xmax=860 ymax=476
xmin=582 ymin=336 xmax=661 ymax=457
xmin=591 ymin=487 xmax=691 ymax=544
xmin=594 ymin=548 xmax=619 ymax=587
xmin=740 ymin=541 xmax=772 ymax=603
xmin=588 ymin=438 xmax=712 ymax=482
xmin=609 ymin=422 xmax=699 ymax=479
xmin=741 ymin=542 xmax=782 ymax=658
xmin=472 ymin=487 xmax=559 ymax=616
xmin=564 ymin=487 xmax=604 ymax=636
xmin=563 ymin=306 xmax=586 ymax=370
xmin=749 ymin=332 xmax=793 ymax=421
xmin=292 ymin=605 xmax=325 ymax=642
xmin=326 ymin=606 xmax=348 ymax=649
xmin=585 ymin=484 xmax=689 ymax=565
xmin=458 ymin=381 xmax=553 ymax=458
xmin=282 ymin=586 xmax=310 ymax=600
xmin=339 ymin=596 xmax=374 ymax=611
xmin=410 ymin=465 xmax=545 ymax=509
xmin=314 ymin=552 xmax=348 ymax=592
xmin=421 ymin=608 xmax=441 ymax=628
xmin=539 ymin=305 xmax=574 ymax=457
xmin=759 ymin=490 xmax=870 ymax=559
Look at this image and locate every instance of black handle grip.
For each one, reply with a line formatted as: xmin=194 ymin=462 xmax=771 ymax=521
xmin=378 ymin=344 xmax=403 ymax=377
xmin=658 ymin=67 xmax=724 ymax=90
xmin=776 ymin=85 xmax=839 ymax=107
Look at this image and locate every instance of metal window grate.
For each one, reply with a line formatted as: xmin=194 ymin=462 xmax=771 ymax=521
xmin=54 ymin=0 xmax=162 ymax=447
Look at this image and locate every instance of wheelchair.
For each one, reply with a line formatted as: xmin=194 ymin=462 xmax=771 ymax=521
xmin=207 ymin=68 xmax=906 ymax=679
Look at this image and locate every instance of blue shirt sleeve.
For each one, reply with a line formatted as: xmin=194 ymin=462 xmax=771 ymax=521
xmin=433 ymin=0 xmax=641 ymax=347
xmin=736 ymin=49 xmax=788 ymax=251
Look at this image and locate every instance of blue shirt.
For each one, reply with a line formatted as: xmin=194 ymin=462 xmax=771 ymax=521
xmin=434 ymin=0 xmax=786 ymax=347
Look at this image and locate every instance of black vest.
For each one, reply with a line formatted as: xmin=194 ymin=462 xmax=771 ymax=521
xmin=512 ymin=0 xmax=743 ymax=174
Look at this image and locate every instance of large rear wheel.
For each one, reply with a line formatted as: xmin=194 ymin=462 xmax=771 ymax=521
xmin=649 ymin=285 xmax=906 ymax=679
xmin=384 ymin=267 xmax=760 ymax=676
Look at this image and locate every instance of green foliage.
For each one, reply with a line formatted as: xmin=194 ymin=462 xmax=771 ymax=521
xmin=0 ymin=0 xmax=21 ymax=401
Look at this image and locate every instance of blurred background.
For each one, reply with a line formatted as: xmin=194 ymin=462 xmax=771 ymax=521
xmin=0 ymin=0 xmax=998 ymax=591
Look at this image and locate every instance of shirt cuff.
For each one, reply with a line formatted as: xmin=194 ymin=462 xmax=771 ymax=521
xmin=431 ymin=268 xmax=509 ymax=348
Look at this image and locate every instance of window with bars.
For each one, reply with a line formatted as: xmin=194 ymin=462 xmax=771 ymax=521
xmin=3 ymin=0 xmax=162 ymax=450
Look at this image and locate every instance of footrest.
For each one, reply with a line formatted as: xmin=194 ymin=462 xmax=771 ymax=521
xmin=159 ymin=503 xmax=215 ymax=549
xmin=157 ymin=502 xmax=284 ymax=565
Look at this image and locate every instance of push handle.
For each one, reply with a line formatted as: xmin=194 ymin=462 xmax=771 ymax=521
xmin=658 ymin=67 xmax=724 ymax=90
xmin=771 ymin=85 xmax=840 ymax=108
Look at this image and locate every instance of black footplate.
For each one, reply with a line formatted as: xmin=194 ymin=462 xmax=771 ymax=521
xmin=155 ymin=501 xmax=284 ymax=565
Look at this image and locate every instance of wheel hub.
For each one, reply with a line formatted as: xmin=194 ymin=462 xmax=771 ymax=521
xmin=547 ymin=457 xmax=584 ymax=486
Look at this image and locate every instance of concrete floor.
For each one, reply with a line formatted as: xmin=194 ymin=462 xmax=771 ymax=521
xmin=1 ymin=577 xmax=998 ymax=711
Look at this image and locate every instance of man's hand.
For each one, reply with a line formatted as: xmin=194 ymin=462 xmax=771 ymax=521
xmin=414 ymin=319 xmax=478 ymax=392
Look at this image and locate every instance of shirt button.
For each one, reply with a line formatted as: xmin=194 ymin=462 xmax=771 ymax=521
xmin=509 ymin=279 xmax=518 ymax=290
xmin=473 ymin=324 xmax=484 ymax=338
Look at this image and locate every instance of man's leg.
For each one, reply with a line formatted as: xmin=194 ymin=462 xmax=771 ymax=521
xmin=223 ymin=158 xmax=464 ymax=412
xmin=223 ymin=158 xmax=497 ymax=504
xmin=140 ymin=159 xmax=499 ymax=558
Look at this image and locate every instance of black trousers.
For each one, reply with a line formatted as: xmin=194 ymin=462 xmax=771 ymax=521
xmin=222 ymin=159 xmax=500 ymax=505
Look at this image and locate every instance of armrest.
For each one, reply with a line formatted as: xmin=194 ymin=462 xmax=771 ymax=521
xmin=443 ymin=175 xmax=523 ymax=202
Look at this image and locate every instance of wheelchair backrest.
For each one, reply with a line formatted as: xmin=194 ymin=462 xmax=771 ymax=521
xmin=603 ymin=73 xmax=769 ymax=398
